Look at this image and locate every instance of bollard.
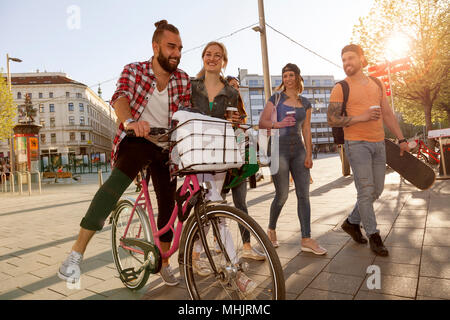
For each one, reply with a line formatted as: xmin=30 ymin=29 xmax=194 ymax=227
xmin=35 ymin=171 xmax=42 ymax=194
xmin=27 ymin=171 xmax=32 ymax=196
xmin=1 ymin=173 xmax=6 ymax=192
xmin=98 ymin=169 xmax=103 ymax=187
xmin=18 ymin=173 xmax=23 ymax=195
xmin=10 ymin=173 xmax=15 ymax=193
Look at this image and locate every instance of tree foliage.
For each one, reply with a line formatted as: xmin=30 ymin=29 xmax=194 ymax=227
xmin=352 ymin=0 xmax=450 ymax=140
xmin=0 ymin=73 xmax=16 ymax=140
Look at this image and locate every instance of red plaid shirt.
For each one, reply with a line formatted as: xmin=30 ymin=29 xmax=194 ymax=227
xmin=109 ymin=59 xmax=191 ymax=167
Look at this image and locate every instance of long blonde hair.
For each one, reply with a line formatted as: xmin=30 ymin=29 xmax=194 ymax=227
xmin=196 ymin=41 xmax=229 ymax=79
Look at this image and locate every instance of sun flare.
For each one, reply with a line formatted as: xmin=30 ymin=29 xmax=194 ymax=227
xmin=385 ymin=32 xmax=411 ymax=61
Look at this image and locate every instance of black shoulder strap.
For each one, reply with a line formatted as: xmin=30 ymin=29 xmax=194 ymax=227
xmin=338 ymin=80 xmax=349 ymax=116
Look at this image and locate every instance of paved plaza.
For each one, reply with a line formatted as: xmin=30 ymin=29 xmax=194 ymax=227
xmin=0 ymin=153 xmax=449 ymax=300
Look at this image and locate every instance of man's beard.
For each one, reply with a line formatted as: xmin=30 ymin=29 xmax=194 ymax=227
xmin=344 ymin=63 xmax=361 ymax=76
xmin=157 ymin=52 xmax=180 ymax=73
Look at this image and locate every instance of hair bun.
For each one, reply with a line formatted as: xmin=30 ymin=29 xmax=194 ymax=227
xmin=154 ymin=20 xmax=168 ymax=28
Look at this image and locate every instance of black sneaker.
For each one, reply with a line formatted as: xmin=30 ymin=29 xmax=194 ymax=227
xmin=341 ymin=219 xmax=368 ymax=244
xmin=369 ymin=233 xmax=389 ymax=256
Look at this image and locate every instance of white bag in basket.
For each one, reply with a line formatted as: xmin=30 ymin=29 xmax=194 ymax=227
xmin=171 ymin=110 xmax=244 ymax=171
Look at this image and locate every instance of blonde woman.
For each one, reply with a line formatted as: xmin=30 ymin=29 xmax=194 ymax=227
xmin=259 ymin=63 xmax=326 ymax=255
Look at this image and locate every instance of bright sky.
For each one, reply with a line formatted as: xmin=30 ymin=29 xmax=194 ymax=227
xmin=1 ymin=0 xmax=374 ymax=100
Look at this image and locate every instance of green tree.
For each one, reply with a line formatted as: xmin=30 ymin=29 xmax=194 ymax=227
xmin=352 ymin=0 xmax=450 ymax=147
xmin=0 ymin=73 xmax=16 ymax=140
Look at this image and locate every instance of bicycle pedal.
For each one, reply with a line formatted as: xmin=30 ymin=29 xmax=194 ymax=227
xmin=121 ymin=268 xmax=138 ymax=282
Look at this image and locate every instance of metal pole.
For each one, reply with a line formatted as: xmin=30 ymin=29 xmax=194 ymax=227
xmin=27 ymin=171 xmax=31 ymax=196
xmin=6 ymin=54 xmax=15 ymax=177
xmin=256 ymin=0 xmax=272 ymax=102
xmin=98 ymin=169 xmax=103 ymax=187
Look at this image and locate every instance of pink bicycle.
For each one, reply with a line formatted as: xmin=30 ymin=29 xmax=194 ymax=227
xmin=110 ymin=126 xmax=285 ymax=300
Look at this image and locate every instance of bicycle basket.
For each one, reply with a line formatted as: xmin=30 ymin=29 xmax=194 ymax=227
xmin=170 ymin=111 xmax=245 ymax=172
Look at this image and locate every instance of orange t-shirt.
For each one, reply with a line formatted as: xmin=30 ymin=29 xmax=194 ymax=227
xmin=329 ymin=77 xmax=386 ymax=142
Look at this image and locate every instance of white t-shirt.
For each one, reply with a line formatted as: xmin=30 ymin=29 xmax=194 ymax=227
xmin=139 ymin=86 xmax=169 ymax=148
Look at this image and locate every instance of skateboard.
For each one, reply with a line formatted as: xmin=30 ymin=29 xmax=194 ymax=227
xmin=385 ymin=138 xmax=436 ymax=190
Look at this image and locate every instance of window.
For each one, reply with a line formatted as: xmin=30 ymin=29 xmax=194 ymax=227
xmin=39 ymin=92 xmax=43 ymax=99
xmin=66 ymin=92 xmax=70 ymax=98
xmin=27 ymin=93 xmax=32 ymax=99
xmin=80 ymin=132 xmax=86 ymax=141
xmin=274 ymin=79 xmax=282 ymax=86
xmin=49 ymin=104 xmax=55 ymax=112
xmin=40 ymin=118 xmax=45 ymax=128
xmin=39 ymin=104 xmax=44 ymax=113
xmin=76 ymin=93 xmax=82 ymax=99
xmin=40 ymin=134 xmax=46 ymax=143
xmin=69 ymin=116 xmax=75 ymax=125
xmin=79 ymin=103 xmax=84 ymax=112
xmin=68 ymin=103 xmax=74 ymax=112
xmin=17 ymin=92 xmax=22 ymax=99
xmin=50 ymin=117 xmax=55 ymax=128
xmin=312 ymin=80 xmax=320 ymax=86
xmin=70 ymin=132 xmax=75 ymax=141
xmin=49 ymin=92 xmax=54 ymax=98
xmin=51 ymin=133 xmax=56 ymax=143
xmin=249 ymin=80 xmax=259 ymax=87
xmin=80 ymin=116 xmax=85 ymax=126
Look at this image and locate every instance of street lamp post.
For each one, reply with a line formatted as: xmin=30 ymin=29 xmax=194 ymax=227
xmin=6 ymin=54 xmax=22 ymax=177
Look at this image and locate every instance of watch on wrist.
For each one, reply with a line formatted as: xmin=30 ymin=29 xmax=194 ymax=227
xmin=123 ymin=118 xmax=135 ymax=130
xmin=398 ymin=138 xmax=407 ymax=144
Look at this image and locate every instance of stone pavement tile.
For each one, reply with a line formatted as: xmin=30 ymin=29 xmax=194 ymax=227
xmin=374 ymin=247 xmax=422 ymax=265
xmin=0 ymin=272 xmax=12 ymax=281
xmin=308 ymin=272 xmax=364 ymax=295
xmin=299 ymin=244 xmax=342 ymax=259
xmin=63 ymin=289 xmax=107 ymax=300
xmin=1 ymin=260 xmax=49 ymax=277
xmin=417 ymin=277 xmax=450 ymax=300
xmin=297 ymin=288 xmax=353 ymax=300
xmin=375 ymin=261 xmax=419 ymax=278
xmin=312 ymin=214 xmax=347 ymax=226
xmin=315 ymin=231 xmax=350 ymax=246
xmin=143 ymin=283 xmax=190 ymax=300
xmin=416 ymin=296 xmax=445 ymax=300
xmin=355 ymin=291 xmax=413 ymax=300
xmin=337 ymin=242 xmax=375 ymax=259
xmin=360 ymin=274 xmax=418 ymax=298
xmin=0 ymin=273 xmax=42 ymax=296
xmin=426 ymin=213 xmax=450 ymax=228
xmin=85 ymin=276 xmax=136 ymax=297
xmin=274 ymin=244 xmax=302 ymax=260
xmin=0 ymin=288 xmax=30 ymax=300
xmin=18 ymin=288 xmax=66 ymax=300
xmin=376 ymin=214 xmax=398 ymax=225
xmin=284 ymin=273 xmax=315 ymax=295
xmin=283 ymin=256 xmax=330 ymax=277
xmin=424 ymin=228 xmax=450 ymax=247
xmin=420 ymin=246 xmax=450 ymax=279
xmin=384 ymin=228 xmax=424 ymax=248
xmin=399 ymin=209 xmax=427 ymax=216
xmin=85 ymin=266 xmax=119 ymax=281
xmin=403 ymin=197 xmax=429 ymax=210
xmin=47 ymin=274 xmax=104 ymax=297
xmin=324 ymin=255 xmax=374 ymax=277
xmin=393 ymin=215 xmax=427 ymax=228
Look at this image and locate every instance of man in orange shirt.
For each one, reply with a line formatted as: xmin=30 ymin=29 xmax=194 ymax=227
xmin=327 ymin=44 xmax=409 ymax=256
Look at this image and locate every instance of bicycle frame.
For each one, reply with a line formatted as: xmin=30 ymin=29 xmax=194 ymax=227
xmin=120 ymin=170 xmax=201 ymax=260
xmin=416 ymin=139 xmax=440 ymax=163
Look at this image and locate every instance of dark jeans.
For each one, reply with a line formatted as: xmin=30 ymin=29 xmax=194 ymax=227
xmin=80 ymin=137 xmax=177 ymax=242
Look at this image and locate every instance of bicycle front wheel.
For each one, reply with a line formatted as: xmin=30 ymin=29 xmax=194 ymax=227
xmin=111 ymin=199 xmax=152 ymax=291
xmin=180 ymin=205 xmax=285 ymax=300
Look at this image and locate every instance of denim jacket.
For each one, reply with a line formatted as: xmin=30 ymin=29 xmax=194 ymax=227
xmin=190 ymin=77 xmax=239 ymax=120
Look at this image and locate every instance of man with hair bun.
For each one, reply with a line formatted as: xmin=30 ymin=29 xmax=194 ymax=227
xmin=57 ymin=20 xmax=190 ymax=286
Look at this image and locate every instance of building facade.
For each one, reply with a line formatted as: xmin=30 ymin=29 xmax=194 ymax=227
xmin=238 ymin=69 xmax=336 ymax=152
xmin=0 ymin=72 xmax=118 ymax=164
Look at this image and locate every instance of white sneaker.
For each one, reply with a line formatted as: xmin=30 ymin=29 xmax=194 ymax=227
xmin=242 ymin=247 xmax=266 ymax=261
xmin=236 ymin=272 xmax=257 ymax=295
xmin=57 ymin=251 xmax=83 ymax=283
xmin=192 ymin=259 xmax=212 ymax=277
xmin=160 ymin=265 xmax=179 ymax=286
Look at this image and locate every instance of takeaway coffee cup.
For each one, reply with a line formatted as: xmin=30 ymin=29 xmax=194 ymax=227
xmin=226 ymin=107 xmax=239 ymax=119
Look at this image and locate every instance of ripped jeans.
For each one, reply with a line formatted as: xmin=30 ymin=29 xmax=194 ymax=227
xmin=345 ymin=140 xmax=386 ymax=236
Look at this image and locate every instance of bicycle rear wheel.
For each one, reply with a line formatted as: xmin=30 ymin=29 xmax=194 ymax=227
xmin=111 ymin=199 xmax=152 ymax=290
xmin=180 ymin=205 xmax=285 ymax=300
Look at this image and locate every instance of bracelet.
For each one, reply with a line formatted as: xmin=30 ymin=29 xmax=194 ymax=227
xmin=272 ymin=122 xmax=275 ymax=129
xmin=398 ymin=138 xmax=407 ymax=144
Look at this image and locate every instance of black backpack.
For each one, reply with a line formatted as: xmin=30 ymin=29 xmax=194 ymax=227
xmin=331 ymin=76 xmax=384 ymax=144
